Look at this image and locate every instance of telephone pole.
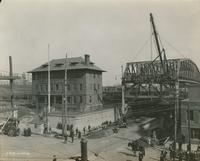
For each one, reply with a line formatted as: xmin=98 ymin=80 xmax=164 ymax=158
xmin=121 ymin=65 xmax=125 ymax=115
xmin=187 ymin=100 xmax=191 ymax=153
xmin=47 ymin=44 xmax=51 ymax=133
xmin=9 ymin=56 xmax=14 ymax=117
xmin=62 ymin=53 xmax=68 ymax=135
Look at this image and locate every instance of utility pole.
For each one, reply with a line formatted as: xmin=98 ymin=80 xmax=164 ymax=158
xmin=62 ymin=53 xmax=68 ymax=135
xmin=178 ymin=97 xmax=182 ymax=151
xmin=9 ymin=56 xmax=14 ymax=117
xmin=121 ymin=65 xmax=125 ymax=115
xmin=174 ymin=61 xmax=181 ymax=152
xmin=187 ymin=100 xmax=191 ymax=153
xmin=47 ymin=44 xmax=51 ymax=133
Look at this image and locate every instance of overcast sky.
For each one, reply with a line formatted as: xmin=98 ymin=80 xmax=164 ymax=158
xmin=0 ymin=0 xmax=200 ymax=86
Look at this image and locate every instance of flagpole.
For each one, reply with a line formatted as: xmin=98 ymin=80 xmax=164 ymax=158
xmin=47 ymin=44 xmax=51 ymax=133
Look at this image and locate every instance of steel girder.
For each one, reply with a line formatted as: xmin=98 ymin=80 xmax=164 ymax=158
xmin=124 ymin=58 xmax=200 ymax=85
xmin=123 ymin=58 xmax=200 ymax=101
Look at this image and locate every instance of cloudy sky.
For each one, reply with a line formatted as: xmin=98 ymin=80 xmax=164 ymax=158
xmin=0 ymin=0 xmax=200 ymax=85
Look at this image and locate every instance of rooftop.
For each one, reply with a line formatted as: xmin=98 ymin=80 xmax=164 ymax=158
xmin=29 ymin=55 xmax=105 ymax=73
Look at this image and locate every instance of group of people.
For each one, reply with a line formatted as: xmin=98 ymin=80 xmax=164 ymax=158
xmin=64 ymin=126 xmax=80 ymax=143
xmin=164 ymin=143 xmax=200 ymax=161
xmin=128 ymin=140 xmax=145 ymax=161
xmin=63 ymin=125 xmax=92 ymax=143
xmin=160 ymin=150 xmax=168 ymax=161
xmin=83 ymin=125 xmax=91 ymax=135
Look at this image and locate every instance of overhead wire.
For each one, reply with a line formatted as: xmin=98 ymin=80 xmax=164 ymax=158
xmin=132 ymin=35 xmax=152 ymax=62
xmin=159 ymin=35 xmax=187 ymax=59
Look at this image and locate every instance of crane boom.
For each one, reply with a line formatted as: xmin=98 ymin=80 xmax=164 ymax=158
xmin=150 ymin=13 xmax=167 ymax=74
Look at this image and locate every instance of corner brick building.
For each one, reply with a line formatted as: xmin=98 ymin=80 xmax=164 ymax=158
xmin=30 ymin=55 xmax=104 ymax=114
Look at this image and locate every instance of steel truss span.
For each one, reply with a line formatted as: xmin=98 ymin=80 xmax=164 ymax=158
xmin=123 ymin=58 xmax=200 ymax=113
xmin=124 ymin=58 xmax=200 ymax=85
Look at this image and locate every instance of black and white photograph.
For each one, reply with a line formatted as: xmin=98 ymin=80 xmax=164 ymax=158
xmin=0 ymin=0 xmax=200 ymax=161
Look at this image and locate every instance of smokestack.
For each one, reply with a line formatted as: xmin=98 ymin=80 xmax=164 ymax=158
xmin=85 ymin=54 xmax=90 ymax=65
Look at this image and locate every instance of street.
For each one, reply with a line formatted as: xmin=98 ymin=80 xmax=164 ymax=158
xmin=0 ymin=122 xmax=162 ymax=161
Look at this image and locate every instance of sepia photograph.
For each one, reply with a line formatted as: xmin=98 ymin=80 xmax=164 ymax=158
xmin=0 ymin=0 xmax=200 ymax=161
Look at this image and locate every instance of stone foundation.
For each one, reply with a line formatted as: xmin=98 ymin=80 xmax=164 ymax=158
xmin=48 ymin=108 xmax=114 ymax=131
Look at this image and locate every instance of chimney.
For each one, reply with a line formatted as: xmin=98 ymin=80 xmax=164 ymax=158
xmin=85 ymin=54 xmax=90 ymax=65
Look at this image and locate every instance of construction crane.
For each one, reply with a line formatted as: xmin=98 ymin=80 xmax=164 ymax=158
xmin=150 ymin=13 xmax=169 ymax=75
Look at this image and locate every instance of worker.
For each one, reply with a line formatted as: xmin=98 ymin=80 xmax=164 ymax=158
xmin=83 ymin=127 xmax=86 ymax=135
xmin=139 ymin=146 xmax=145 ymax=156
xmin=197 ymin=141 xmax=200 ymax=151
xmin=70 ymin=124 xmax=73 ymax=130
xmin=53 ymin=155 xmax=57 ymax=161
xmin=78 ymin=131 xmax=81 ymax=139
xmin=75 ymin=128 xmax=78 ymax=136
xmin=178 ymin=152 xmax=183 ymax=161
xmin=129 ymin=140 xmax=136 ymax=156
xmin=43 ymin=124 xmax=47 ymax=134
xmin=138 ymin=151 xmax=143 ymax=161
xmin=64 ymin=130 xmax=68 ymax=144
xmin=163 ymin=150 xmax=167 ymax=160
xmin=160 ymin=151 xmax=164 ymax=161
xmin=88 ymin=125 xmax=91 ymax=132
xmin=70 ymin=129 xmax=74 ymax=143
xmin=169 ymin=149 xmax=173 ymax=160
xmin=67 ymin=124 xmax=69 ymax=130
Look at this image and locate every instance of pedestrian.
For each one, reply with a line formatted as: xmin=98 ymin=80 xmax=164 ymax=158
xmin=138 ymin=151 xmax=143 ymax=161
xmin=172 ymin=150 xmax=176 ymax=161
xmin=140 ymin=146 xmax=145 ymax=156
xmin=53 ymin=155 xmax=57 ymax=161
xmin=43 ymin=124 xmax=48 ymax=134
xmin=130 ymin=140 xmax=136 ymax=156
xmin=78 ymin=131 xmax=81 ymax=139
xmin=83 ymin=127 xmax=86 ymax=135
xmin=67 ymin=124 xmax=70 ymax=130
xmin=70 ymin=124 xmax=73 ymax=130
xmin=160 ymin=151 xmax=164 ymax=161
xmin=64 ymin=130 xmax=68 ymax=144
xmin=197 ymin=142 xmax=200 ymax=151
xmin=186 ymin=151 xmax=189 ymax=161
xmin=169 ymin=149 xmax=173 ymax=160
xmin=88 ymin=125 xmax=91 ymax=132
xmin=163 ymin=150 xmax=167 ymax=160
xmin=182 ymin=134 xmax=185 ymax=144
xmin=70 ymin=129 xmax=74 ymax=143
xmin=178 ymin=152 xmax=183 ymax=161
xmin=135 ymin=140 xmax=139 ymax=151
xmin=75 ymin=128 xmax=78 ymax=136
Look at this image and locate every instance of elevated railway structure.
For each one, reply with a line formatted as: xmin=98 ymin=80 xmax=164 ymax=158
xmin=123 ymin=58 xmax=200 ymax=114
xmin=122 ymin=14 xmax=200 ymax=147
xmin=123 ymin=14 xmax=200 ymax=116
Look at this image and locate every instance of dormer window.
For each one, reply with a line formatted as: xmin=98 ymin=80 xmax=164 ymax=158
xmin=42 ymin=64 xmax=48 ymax=68
xmin=70 ymin=62 xmax=79 ymax=66
xmin=55 ymin=63 xmax=64 ymax=67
